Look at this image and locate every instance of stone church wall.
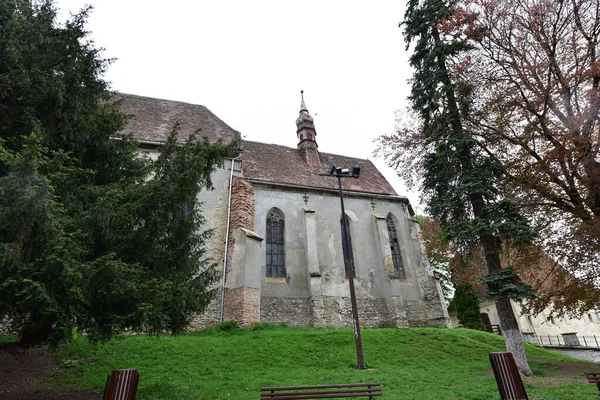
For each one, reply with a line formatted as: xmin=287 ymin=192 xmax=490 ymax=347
xmin=192 ymin=171 xmax=450 ymax=330
xmin=251 ymin=183 xmax=450 ymax=329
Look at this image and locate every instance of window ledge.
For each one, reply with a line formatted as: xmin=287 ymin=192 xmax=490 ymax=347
xmin=388 ymin=273 xmax=406 ymax=280
xmin=265 ymin=277 xmax=287 ymax=284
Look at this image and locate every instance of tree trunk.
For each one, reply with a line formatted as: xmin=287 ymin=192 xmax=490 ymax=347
xmin=496 ymin=298 xmax=533 ymax=376
xmin=19 ymin=320 xmax=54 ymax=346
xmin=472 ymin=194 xmax=534 ymax=377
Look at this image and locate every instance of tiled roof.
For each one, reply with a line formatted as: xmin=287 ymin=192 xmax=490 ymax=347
xmin=241 ymin=141 xmax=398 ymax=196
xmin=117 ymin=93 xmax=241 ymax=144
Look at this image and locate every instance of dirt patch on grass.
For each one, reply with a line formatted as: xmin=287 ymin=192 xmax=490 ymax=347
xmin=0 ymin=343 xmax=101 ymax=400
xmin=525 ymin=358 xmax=597 ymax=388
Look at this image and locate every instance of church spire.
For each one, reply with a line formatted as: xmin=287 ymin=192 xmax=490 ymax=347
xmin=296 ymin=90 xmax=317 ymax=145
xmin=300 ymin=90 xmax=308 ymax=113
xmin=296 ymin=90 xmax=320 ymax=166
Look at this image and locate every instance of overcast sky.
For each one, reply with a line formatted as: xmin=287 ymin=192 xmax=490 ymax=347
xmin=56 ymin=1 xmax=420 ymax=209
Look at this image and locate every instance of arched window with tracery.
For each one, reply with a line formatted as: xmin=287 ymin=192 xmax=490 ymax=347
xmin=266 ymin=208 xmax=285 ymax=277
xmin=340 ymin=215 xmax=355 ymax=278
xmin=386 ymin=214 xmax=405 ymax=279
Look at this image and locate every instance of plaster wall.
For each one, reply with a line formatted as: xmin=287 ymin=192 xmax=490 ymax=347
xmin=480 ymin=301 xmax=600 ymax=338
xmin=251 ymin=184 xmax=450 ymax=328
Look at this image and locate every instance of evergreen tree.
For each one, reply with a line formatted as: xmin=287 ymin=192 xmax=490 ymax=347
xmin=402 ymin=0 xmax=536 ymax=375
xmin=0 ymin=0 xmax=232 ymax=344
xmin=452 ymin=284 xmax=484 ymax=331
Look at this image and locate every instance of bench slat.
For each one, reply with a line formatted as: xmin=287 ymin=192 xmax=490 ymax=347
xmin=489 ymin=352 xmax=528 ymax=400
xmin=260 ymin=383 xmax=381 ymax=400
xmin=261 ymin=390 xmax=381 ymax=396
xmin=104 ymin=369 xmax=139 ymax=400
xmin=585 ymin=372 xmax=600 ymax=397
xmin=260 ymin=393 xmax=382 ymax=400
xmin=262 ymin=383 xmax=380 ymax=391
xmin=261 ymin=389 xmax=382 ymax=396
xmin=586 ymin=372 xmax=600 ymax=383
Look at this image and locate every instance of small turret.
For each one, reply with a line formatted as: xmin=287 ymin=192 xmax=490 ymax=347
xmin=296 ymin=90 xmax=320 ymax=166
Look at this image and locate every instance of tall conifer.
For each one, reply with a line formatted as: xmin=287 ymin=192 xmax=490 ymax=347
xmin=0 ymin=0 xmax=232 ymax=344
xmin=402 ymin=0 xmax=536 ymax=375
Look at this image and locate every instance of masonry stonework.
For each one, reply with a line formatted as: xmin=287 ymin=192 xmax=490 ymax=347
xmin=224 ymin=287 xmax=261 ymax=326
xmin=225 ymin=177 xmax=255 ymax=277
xmin=122 ymin=93 xmax=451 ymax=332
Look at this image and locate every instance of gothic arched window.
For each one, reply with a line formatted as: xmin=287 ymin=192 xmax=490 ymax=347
xmin=386 ymin=214 xmax=405 ymax=279
xmin=340 ymin=215 xmax=355 ymax=278
xmin=266 ymin=208 xmax=285 ymax=277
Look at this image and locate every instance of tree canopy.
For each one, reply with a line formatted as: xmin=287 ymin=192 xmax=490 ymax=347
xmin=459 ymin=0 xmax=600 ymax=308
xmin=377 ymin=0 xmax=599 ymax=318
xmin=0 ymin=0 xmax=234 ymax=344
xmin=396 ymin=0 xmax=537 ymax=375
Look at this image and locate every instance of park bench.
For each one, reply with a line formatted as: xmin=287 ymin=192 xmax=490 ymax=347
xmin=585 ymin=372 xmax=600 ymax=397
xmin=260 ymin=382 xmax=382 ymax=399
xmin=103 ymin=369 xmax=139 ymax=400
xmin=489 ymin=352 xmax=529 ymax=400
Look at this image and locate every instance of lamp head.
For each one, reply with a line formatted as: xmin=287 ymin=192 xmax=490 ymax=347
xmin=329 ymin=163 xmax=336 ymax=175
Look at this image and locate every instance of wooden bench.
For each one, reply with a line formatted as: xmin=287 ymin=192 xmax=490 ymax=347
xmin=103 ymin=369 xmax=139 ymax=400
xmin=585 ymin=372 xmax=600 ymax=397
xmin=260 ymin=382 xmax=382 ymax=399
xmin=489 ymin=352 xmax=529 ymax=400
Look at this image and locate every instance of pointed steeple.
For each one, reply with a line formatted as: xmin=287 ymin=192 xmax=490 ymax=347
xmin=296 ymin=90 xmax=320 ymax=166
xmin=300 ymin=90 xmax=308 ymax=113
xmin=296 ymin=90 xmax=317 ymax=145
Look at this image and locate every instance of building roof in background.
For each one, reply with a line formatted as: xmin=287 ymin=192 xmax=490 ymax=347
xmin=117 ymin=93 xmax=241 ymax=144
xmin=242 ymin=141 xmax=398 ymax=196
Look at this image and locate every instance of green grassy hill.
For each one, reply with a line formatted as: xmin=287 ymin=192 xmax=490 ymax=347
xmin=54 ymin=325 xmax=597 ymax=399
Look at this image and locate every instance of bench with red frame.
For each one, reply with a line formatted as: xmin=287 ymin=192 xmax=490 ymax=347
xmin=585 ymin=372 xmax=600 ymax=397
xmin=103 ymin=369 xmax=139 ymax=400
xmin=489 ymin=352 xmax=529 ymax=400
xmin=260 ymin=382 xmax=382 ymax=399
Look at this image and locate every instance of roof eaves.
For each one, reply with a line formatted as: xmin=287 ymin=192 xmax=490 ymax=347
xmin=246 ymin=178 xmax=408 ymax=201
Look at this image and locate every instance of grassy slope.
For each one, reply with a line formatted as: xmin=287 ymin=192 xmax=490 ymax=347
xmin=53 ymin=326 xmax=597 ymax=400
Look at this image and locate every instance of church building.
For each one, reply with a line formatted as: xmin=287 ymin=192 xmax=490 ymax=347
xmin=119 ymin=92 xmax=450 ymax=329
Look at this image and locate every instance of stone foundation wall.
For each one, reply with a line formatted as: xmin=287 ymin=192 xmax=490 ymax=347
xmin=189 ymin=294 xmax=221 ymax=329
xmin=260 ymin=297 xmax=313 ymax=326
xmin=261 ymin=295 xmax=449 ymax=328
xmin=404 ymin=298 xmax=451 ymax=327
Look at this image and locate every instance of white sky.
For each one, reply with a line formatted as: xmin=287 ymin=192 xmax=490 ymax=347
xmin=56 ymin=0 xmax=420 ymax=210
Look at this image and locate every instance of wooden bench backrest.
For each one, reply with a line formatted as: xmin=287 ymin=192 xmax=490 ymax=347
xmin=489 ymin=352 xmax=528 ymax=400
xmin=103 ymin=369 xmax=139 ymax=400
xmin=585 ymin=372 xmax=600 ymax=397
xmin=260 ymin=382 xmax=382 ymax=399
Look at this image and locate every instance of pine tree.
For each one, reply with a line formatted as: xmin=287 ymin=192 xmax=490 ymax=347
xmin=0 ymin=0 xmax=233 ymax=344
xmin=402 ymin=0 xmax=536 ymax=375
xmin=452 ymin=284 xmax=485 ymax=331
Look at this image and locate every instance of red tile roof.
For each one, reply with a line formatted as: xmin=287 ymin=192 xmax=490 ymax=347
xmin=116 ymin=93 xmax=399 ymax=197
xmin=241 ymin=141 xmax=398 ymax=196
xmin=117 ymin=93 xmax=240 ymax=144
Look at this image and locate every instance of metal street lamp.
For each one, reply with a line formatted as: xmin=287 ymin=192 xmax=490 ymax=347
xmin=325 ymin=163 xmax=366 ymax=370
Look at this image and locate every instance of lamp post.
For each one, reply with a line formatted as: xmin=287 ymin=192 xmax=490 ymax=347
xmin=325 ymin=164 xmax=366 ymax=370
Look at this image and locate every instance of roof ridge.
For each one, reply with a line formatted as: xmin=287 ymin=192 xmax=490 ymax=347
xmin=242 ymin=140 xmax=372 ymax=163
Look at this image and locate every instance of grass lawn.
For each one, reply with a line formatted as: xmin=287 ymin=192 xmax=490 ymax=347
xmin=43 ymin=326 xmax=599 ymax=399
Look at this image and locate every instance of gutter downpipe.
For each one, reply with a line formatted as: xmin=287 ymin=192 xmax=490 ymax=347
xmin=220 ymin=154 xmax=241 ymax=322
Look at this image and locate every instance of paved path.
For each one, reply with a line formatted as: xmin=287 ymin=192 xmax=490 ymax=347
xmin=551 ymin=348 xmax=600 ymax=363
